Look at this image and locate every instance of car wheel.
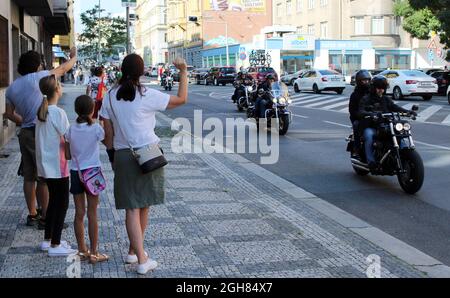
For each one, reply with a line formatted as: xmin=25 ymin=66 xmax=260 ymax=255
xmin=336 ymin=89 xmax=344 ymax=95
xmin=448 ymin=93 xmax=450 ymax=105
xmin=313 ymin=84 xmax=321 ymax=94
xmin=222 ymin=83 xmax=226 ymax=86
xmin=393 ymin=87 xmax=403 ymax=101
xmin=294 ymin=83 xmax=300 ymax=93
xmin=290 ymin=79 xmax=296 ymax=86
xmin=422 ymin=95 xmax=432 ymax=101
xmin=196 ymin=77 xmax=200 ymax=85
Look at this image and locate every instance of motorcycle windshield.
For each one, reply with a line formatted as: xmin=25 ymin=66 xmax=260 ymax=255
xmin=271 ymin=81 xmax=289 ymax=98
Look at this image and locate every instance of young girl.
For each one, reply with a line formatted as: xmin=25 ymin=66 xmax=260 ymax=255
xmin=36 ymin=74 xmax=76 ymax=257
xmin=65 ymin=95 xmax=109 ymax=264
xmin=86 ymin=67 xmax=107 ymax=119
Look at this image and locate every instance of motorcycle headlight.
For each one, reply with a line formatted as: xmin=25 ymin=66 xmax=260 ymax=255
xmin=288 ymin=99 xmax=292 ymax=104
xmin=403 ymin=123 xmax=411 ymax=131
xmin=278 ymin=97 xmax=286 ymax=105
xmin=273 ymin=98 xmax=278 ymax=103
xmin=247 ymin=86 xmax=253 ymax=92
xmin=395 ymin=123 xmax=404 ymax=131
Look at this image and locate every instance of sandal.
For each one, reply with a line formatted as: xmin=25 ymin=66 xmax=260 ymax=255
xmin=89 ymin=252 xmax=110 ymax=264
xmin=76 ymin=251 xmax=90 ymax=261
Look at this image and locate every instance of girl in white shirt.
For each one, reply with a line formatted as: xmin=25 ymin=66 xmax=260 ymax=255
xmin=36 ymin=75 xmax=77 ymax=257
xmin=65 ymin=95 xmax=109 ymax=264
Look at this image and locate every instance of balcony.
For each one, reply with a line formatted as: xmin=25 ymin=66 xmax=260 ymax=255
xmin=14 ymin=0 xmax=54 ymax=16
xmin=44 ymin=0 xmax=71 ymax=35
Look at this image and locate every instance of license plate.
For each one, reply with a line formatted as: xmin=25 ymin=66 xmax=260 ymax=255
xmin=331 ymin=78 xmax=341 ymax=81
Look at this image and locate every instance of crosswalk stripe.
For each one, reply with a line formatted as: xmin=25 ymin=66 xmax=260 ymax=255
xmin=402 ymin=103 xmax=414 ymax=110
xmin=338 ymin=107 xmax=349 ymax=113
xmin=304 ymin=97 xmax=347 ymax=108
xmin=417 ymin=105 xmax=442 ymax=122
xmin=321 ymin=98 xmax=350 ymax=110
xmin=290 ymin=94 xmax=325 ymax=101
xmin=290 ymin=96 xmax=328 ymax=106
xmin=441 ymin=114 xmax=450 ymax=125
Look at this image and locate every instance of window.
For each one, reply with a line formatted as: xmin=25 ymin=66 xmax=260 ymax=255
xmin=308 ymin=24 xmax=315 ymax=35
xmin=308 ymin=0 xmax=315 ymax=9
xmin=277 ymin=3 xmax=282 ymax=17
xmin=297 ymin=0 xmax=303 ymax=12
xmin=296 ymin=26 xmax=304 ymax=34
xmin=0 ymin=16 xmax=9 ymax=88
xmin=354 ymin=17 xmax=365 ymax=35
xmin=372 ymin=16 xmax=384 ymax=34
xmin=320 ymin=0 xmax=328 ymax=6
xmin=287 ymin=0 xmax=292 ymax=15
xmin=320 ymin=22 xmax=328 ymax=38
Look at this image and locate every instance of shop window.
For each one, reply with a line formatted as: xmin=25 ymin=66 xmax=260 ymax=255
xmin=0 ymin=16 xmax=9 ymax=88
xmin=376 ymin=54 xmax=410 ymax=69
xmin=329 ymin=54 xmax=361 ymax=76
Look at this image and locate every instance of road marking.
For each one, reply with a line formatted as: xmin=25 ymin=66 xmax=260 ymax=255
xmin=442 ymin=114 xmax=450 ymax=125
xmin=321 ymin=99 xmax=350 ymax=110
xmin=417 ymin=105 xmax=442 ymax=122
xmin=292 ymin=114 xmax=309 ymax=119
xmin=291 ymin=96 xmax=332 ymax=106
xmin=304 ymin=97 xmax=347 ymax=108
xmin=415 ymin=141 xmax=450 ymax=151
xmin=323 ymin=121 xmax=352 ymax=128
xmin=402 ymin=103 xmax=414 ymax=110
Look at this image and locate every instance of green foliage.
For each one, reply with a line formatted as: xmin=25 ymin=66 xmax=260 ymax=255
xmin=77 ymin=5 xmax=127 ymax=59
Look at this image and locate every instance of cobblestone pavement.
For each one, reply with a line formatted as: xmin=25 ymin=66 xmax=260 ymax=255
xmin=0 ymin=86 xmax=426 ymax=278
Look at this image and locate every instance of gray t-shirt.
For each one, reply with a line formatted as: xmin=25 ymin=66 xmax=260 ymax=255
xmin=5 ymin=70 xmax=51 ymax=128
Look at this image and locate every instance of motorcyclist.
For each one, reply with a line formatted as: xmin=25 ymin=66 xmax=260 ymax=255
xmin=161 ymin=68 xmax=171 ymax=86
xmin=232 ymin=69 xmax=255 ymax=103
xmin=254 ymin=73 xmax=276 ymax=119
xmin=357 ymin=76 xmax=417 ymax=171
xmin=349 ymin=70 xmax=371 ymax=157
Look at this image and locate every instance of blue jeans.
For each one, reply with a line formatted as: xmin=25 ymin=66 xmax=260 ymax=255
xmin=255 ymin=98 xmax=269 ymax=118
xmin=363 ymin=128 xmax=376 ymax=164
xmin=352 ymin=120 xmax=360 ymax=152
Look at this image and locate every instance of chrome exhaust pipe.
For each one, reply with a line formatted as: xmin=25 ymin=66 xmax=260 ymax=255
xmin=351 ymin=158 xmax=369 ymax=171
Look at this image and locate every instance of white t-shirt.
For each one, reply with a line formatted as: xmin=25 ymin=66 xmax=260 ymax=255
xmin=65 ymin=122 xmax=105 ymax=171
xmin=88 ymin=76 xmax=105 ymax=99
xmin=99 ymin=86 xmax=170 ymax=150
xmin=36 ymin=105 xmax=70 ymax=179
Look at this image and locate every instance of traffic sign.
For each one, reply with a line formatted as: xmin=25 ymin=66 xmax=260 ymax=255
xmin=436 ymin=48 xmax=442 ymax=57
xmin=427 ymin=39 xmax=437 ymax=50
xmin=122 ymin=0 xmax=136 ymax=7
xmin=239 ymin=53 xmax=247 ymax=61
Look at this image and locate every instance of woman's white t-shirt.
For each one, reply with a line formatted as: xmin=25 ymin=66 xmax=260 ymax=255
xmin=65 ymin=122 xmax=105 ymax=171
xmin=99 ymin=86 xmax=170 ymax=150
xmin=35 ymin=105 xmax=70 ymax=179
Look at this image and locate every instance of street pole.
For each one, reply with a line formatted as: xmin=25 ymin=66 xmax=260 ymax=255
xmin=98 ymin=0 xmax=101 ymax=62
xmin=225 ymin=23 xmax=229 ymax=66
xmin=126 ymin=5 xmax=130 ymax=54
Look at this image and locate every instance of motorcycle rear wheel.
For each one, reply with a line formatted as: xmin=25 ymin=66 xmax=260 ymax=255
xmin=397 ymin=150 xmax=424 ymax=195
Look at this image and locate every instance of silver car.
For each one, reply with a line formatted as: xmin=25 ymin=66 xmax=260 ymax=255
xmin=281 ymin=70 xmax=308 ymax=86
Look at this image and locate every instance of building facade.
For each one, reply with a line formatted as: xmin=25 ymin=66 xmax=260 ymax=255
xmin=135 ymin=0 xmax=168 ymax=66
xmin=0 ymin=0 xmax=72 ymax=148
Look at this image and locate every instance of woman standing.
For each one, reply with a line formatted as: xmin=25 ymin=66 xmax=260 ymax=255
xmin=86 ymin=66 xmax=107 ymax=119
xmin=100 ymin=54 xmax=188 ymax=275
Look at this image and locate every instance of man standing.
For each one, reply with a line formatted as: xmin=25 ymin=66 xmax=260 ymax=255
xmin=5 ymin=47 xmax=77 ymax=228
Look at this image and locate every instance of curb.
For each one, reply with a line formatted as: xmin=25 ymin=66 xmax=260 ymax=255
xmin=156 ymin=111 xmax=450 ymax=278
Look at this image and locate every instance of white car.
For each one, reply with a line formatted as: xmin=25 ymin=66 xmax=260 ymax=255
xmin=293 ymin=69 xmax=346 ymax=94
xmin=447 ymin=85 xmax=450 ymax=105
xmin=281 ymin=70 xmax=308 ymax=86
xmin=379 ymin=70 xmax=438 ymax=101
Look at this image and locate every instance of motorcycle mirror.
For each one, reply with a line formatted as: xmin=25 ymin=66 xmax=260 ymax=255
xmin=412 ymin=105 xmax=419 ymax=111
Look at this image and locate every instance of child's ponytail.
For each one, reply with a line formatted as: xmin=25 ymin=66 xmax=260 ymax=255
xmin=37 ymin=95 xmax=49 ymax=122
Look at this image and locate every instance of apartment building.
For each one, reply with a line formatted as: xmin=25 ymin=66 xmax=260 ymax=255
xmin=135 ymin=0 xmax=168 ymax=66
xmin=0 ymin=0 xmax=72 ymax=148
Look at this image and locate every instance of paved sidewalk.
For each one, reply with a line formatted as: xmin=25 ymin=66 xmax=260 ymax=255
xmin=0 ymin=86 xmax=429 ymax=277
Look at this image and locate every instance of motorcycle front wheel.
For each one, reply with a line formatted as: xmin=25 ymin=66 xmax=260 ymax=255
xmin=237 ymin=97 xmax=245 ymax=111
xmin=279 ymin=114 xmax=290 ymax=135
xmin=397 ymin=150 xmax=424 ymax=194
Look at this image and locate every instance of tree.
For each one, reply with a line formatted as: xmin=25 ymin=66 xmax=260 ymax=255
xmin=394 ymin=0 xmax=450 ymax=60
xmin=77 ymin=5 xmax=127 ymax=60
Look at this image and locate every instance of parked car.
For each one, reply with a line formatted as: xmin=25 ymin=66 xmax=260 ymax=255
xmin=144 ymin=66 xmax=158 ymax=77
xmin=378 ymin=69 xmax=438 ymax=101
xmin=173 ymin=65 xmax=195 ymax=82
xmin=281 ymin=70 xmax=309 ymax=86
xmin=206 ymin=66 xmax=237 ymax=86
xmin=415 ymin=68 xmax=443 ymax=75
xmin=293 ymin=69 xmax=346 ymax=94
xmin=430 ymin=71 xmax=450 ymax=95
xmin=192 ymin=68 xmax=211 ymax=85
xmin=350 ymin=69 xmax=385 ymax=86
xmin=247 ymin=66 xmax=278 ymax=84
xmin=447 ymin=85 xmax=450 ymax=104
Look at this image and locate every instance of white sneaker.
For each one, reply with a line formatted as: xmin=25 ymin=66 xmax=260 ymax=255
xmin=40 ymin=240 xmax=69 ymax=251
xmin=137 ymin=258 xmax=158 ymax=275
xmin=125 ymin=251 xmax=148 ymax=264
xmin=48 ymin=245 xmax=77 ymax=257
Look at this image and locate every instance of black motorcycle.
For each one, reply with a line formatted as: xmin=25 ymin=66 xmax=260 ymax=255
xmin=235 ymin=80 xmax=257 ymax=112
xmin=248 ymin=81 xmax=293 ymax=136
xmin=346 ymin=105 xmax=424 ymax=194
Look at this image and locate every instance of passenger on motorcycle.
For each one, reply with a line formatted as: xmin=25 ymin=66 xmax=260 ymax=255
xmin=254 ymin=74 xmax=276 ymax=119
xmin=232 ymin=69 xmax=255 ymax=103
xmin=349 ymin=70 xmax=371 ymax=157
xmin=357 ymin=76 xmax=417 ymax=171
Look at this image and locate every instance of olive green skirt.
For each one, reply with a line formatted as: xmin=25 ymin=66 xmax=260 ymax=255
xmin=113 ymin=149 xmax=165 ymax=210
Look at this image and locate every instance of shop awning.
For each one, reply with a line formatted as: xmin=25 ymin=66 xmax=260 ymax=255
xmin=14 ymin=0 xmax=53 ymax=16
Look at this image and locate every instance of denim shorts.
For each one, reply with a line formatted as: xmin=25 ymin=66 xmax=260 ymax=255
xmin=70 ymin=170 xmax=85 ymax=195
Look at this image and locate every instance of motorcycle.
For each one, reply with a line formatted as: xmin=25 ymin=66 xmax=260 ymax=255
xmin=163 ymin=74 xmax=173 ymax=91
xmin=249 ymin=81 xmax=293 ymax=135
xmin=346 ymin=105 xmax=424 ymax=194
xmin=235 ymin=80 xmax=257 ymax=112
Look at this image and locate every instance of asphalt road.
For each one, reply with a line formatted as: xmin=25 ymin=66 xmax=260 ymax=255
xmin=148 ymin=78 xmax=450 ymax=266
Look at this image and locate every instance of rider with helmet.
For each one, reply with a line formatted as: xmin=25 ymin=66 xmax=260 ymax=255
xmin=254 ymin=73 xmax=277 ymax=119
xmin=349 ymin=70 xmax=371 ymax=157
xmin=357 ymin=76 xmax=417 ymax=171
xmin=232 ymin=68 xmax=255 ymax=103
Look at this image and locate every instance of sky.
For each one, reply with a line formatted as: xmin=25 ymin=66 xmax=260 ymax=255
xmin=74 ymin=0 xmax=128 ymax=34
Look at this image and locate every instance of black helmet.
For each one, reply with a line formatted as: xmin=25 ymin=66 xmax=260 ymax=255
xmin=371 ymin=76 xmax=389 ymax=90
xmin=265 ymin=73 xmax=275 ymax=81
xmin=355 ymin=70 xmax=371 ymax=86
